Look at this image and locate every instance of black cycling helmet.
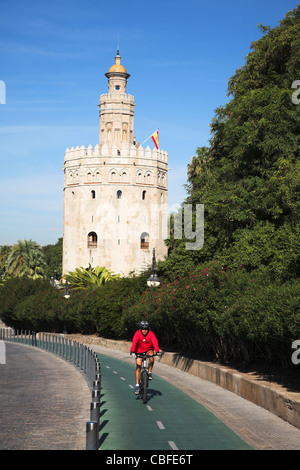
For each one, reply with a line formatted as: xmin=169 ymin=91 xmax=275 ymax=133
xmin=139 ymin=320 xmax=149 ymax=330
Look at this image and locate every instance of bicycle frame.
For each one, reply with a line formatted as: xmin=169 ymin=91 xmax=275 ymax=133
xmin=134 ymin=350 xmax=157 ymax=404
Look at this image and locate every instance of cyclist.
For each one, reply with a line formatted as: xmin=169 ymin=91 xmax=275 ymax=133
xmin=130 ymin=321 xmax=159 ymax=394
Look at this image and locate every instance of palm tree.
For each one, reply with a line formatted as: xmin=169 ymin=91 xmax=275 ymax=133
xmin=0 ymin=245 xmax=11 ymax=277
xmin=64 ymin=264 xmax=120 ymax=290
xmin=5 ymin=239 xmax=46 ymax=279
xmin=187 ymin=146 xmax=210 ymax=182
xmin=187 ymin=155 xmax=201 ymax=181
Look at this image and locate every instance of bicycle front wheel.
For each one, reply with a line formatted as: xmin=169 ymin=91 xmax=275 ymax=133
xmin=141 ymin=370 xmax=148 ymax=404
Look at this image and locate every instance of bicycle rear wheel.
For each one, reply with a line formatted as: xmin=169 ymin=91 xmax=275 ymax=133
xmin=140 ymin=370 xmax=148 ymax=404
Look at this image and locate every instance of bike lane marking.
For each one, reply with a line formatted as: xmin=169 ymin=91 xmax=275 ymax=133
xmin=99 ymin=355 xmax=163 ymax=449
xmin=96 ymin=352 xmax=253 ymax=450
xmin=156 ymin=421 xmax=165 ymax=430
xmin=169 ymin=440 xmax=178 ymax=450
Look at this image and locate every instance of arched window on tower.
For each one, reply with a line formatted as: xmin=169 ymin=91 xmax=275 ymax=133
xmin=87 ymin=232 xmax=97 ymax=249
xmin=142 ymin=190 xmax=146 ymax=200
xmin=117 ymin=190 xmax=122 ymax=199
xmin=140 ymin=232 xmax=149 ymax=249
xmin=91 ymin=190 xmax=96 ymax=199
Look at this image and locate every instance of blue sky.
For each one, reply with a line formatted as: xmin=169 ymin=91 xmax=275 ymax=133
xmin=0 ymin=0 xmax=298 ymax=246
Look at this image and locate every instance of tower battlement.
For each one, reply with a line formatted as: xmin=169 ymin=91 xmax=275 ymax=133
xmin=64 ymin=144 xmax=168 ymax=163
xmin=100 ymin=92 xmax=135 ymax=103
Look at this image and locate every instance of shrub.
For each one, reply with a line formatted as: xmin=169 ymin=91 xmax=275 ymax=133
xmin=14 ymin=289 xmax=65 ymax=332
xmin=0 ymin=277 xmax=54 ymax=329
xmin=1 ymin=268 xmax=298 ymax=368
xmin=123 ymin=262 xmax=300 ymax=366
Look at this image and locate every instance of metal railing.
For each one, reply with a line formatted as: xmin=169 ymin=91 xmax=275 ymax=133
xmin=0 ymin=327 xmax=101 ymax=450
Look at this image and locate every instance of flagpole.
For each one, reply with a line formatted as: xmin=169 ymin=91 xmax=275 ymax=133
xmin=141 ymin=129 xmax=159 ymax=147
xmin=141 ymin=134 xmax=152 ymax=146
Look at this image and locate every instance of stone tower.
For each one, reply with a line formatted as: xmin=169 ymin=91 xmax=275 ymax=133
xmin=62 ymin=51 xmax=169 ymax=276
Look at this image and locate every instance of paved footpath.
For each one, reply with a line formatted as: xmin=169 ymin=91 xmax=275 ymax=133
xmin=0 ymin=342 xmax=91 ymax=450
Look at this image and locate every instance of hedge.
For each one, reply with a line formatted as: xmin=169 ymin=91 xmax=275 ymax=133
xmin=0 ymin=264 xmax=299 ymax=367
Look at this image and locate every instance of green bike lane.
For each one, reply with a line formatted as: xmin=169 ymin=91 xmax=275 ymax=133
xmin=96 ymin=352 xmax=252 ymax=451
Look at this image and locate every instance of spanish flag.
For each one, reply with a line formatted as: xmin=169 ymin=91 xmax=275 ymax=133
xmin=151 ymin=130 xmax=159 ymax=149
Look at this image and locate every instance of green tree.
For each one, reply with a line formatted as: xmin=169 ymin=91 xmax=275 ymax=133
xmin=5 ymin=239 xmax=46 ymax=279
xmin=186 ymin=146 xmax=211 ymax=185
xmin=0 ymin=277 xmax=55 ymax=329
xmin=165 ymin=5 xmax=300 ymax=282
xmin=0 ymin=245 xmax=11 ymax=281
xmin=42 ymin=237 xmax=63 ymax=280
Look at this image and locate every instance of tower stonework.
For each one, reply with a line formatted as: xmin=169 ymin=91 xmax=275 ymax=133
xmin=62 ymin=52 xmax=168 ymax=276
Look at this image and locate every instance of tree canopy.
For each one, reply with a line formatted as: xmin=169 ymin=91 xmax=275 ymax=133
xmin=162 ymin=5 xmax=300 ymax=282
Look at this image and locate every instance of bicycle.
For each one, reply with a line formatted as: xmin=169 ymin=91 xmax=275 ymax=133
xmin=133 ymin=350 xmax=158 ymax=404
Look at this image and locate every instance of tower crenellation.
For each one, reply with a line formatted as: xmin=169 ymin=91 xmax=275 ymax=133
xmin=64 ymin=143 xmax=168 ymax=162
xmin=64 ymin=144 xmax=168 ymax=187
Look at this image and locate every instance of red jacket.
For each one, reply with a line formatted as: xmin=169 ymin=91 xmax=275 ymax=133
xmin=130 ymin=330 xmax=159 ymax=354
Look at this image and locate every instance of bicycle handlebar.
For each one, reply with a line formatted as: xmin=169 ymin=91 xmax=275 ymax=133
xmin=131 ymin=351 xmax=159 ymax=358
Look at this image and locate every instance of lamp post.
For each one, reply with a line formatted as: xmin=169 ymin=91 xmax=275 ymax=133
xmin=50 ymin=269 xmax=58 ymax=287
xmin=62 ymin=276 xmax=70 ymax=299
xmin=62 ymin=276 xmax=70 ymax=334
xmin=147 ymin=248 xmax=161 ymax=288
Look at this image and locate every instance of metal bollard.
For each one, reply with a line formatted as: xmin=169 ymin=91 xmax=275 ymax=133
xmin=93 ymin=379 xmax=101 ymax=391
xmin=94 ymin=373 xmax=101 ymax=390
xmin=90 ymin=401 xmax=100 ymax=423
xmin=86 ymin=421 xmax=99 ymax=450
xmin=92 ymin=389 xmax=101 ymax=403
xmin=95 ymin=363 xmax=101 ymax=379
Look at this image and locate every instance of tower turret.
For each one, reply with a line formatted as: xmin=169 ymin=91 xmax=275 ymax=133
xmin=105 ymin=49 xmax=130 ymax=90
xmin=99 ymin=51 xmax=135 ymax=148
